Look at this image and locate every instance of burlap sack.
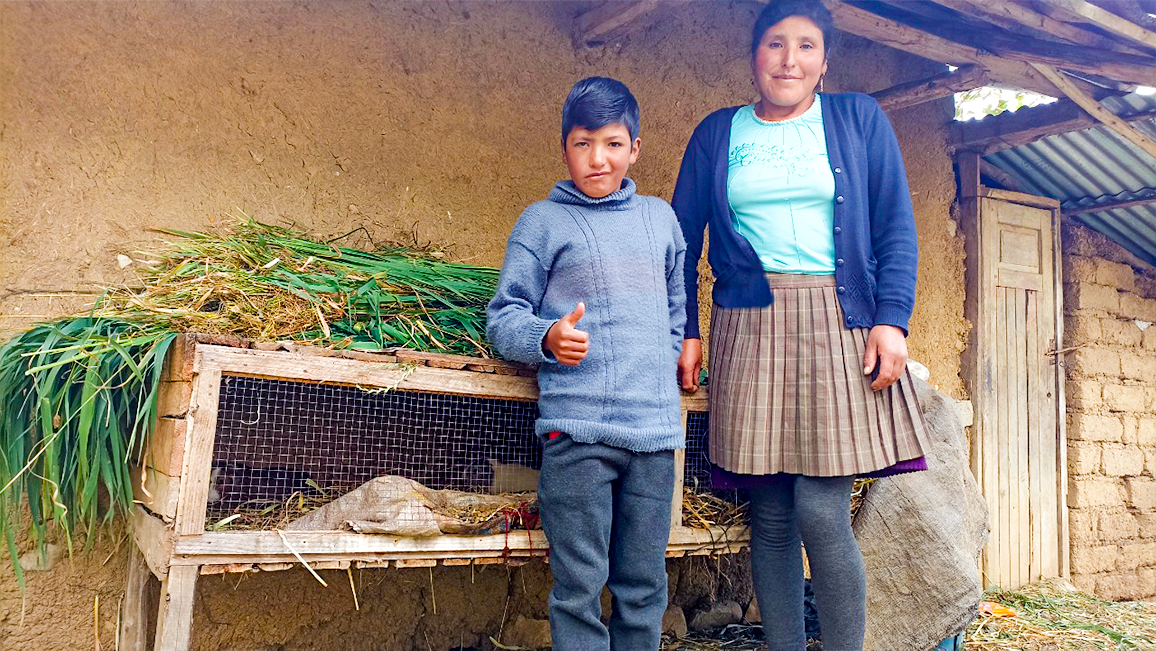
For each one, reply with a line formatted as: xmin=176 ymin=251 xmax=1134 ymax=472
xmin=853 ymin=377 xmax=989 ymax=651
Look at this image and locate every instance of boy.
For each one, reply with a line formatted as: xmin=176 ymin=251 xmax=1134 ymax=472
xmin=487 ymin=76 xmax=687 ymax=651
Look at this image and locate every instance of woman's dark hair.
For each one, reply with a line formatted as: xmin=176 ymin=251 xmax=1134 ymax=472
xmin=750 ymin=0 xmax=834 ymax=58
xmin=561 ymin=76 xmax=640 ymax=144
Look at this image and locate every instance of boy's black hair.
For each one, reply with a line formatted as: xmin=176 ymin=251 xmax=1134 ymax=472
xmin=750 ymin=0 xmax=834 ymax=58
xmin=560 ymin=76 xmax=640 ymax=144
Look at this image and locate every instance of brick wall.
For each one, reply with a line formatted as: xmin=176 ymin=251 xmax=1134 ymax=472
xmin=1062 ymin=224 xmax=1156 ymax=600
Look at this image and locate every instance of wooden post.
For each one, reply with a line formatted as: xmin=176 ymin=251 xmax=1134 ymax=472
xmin=154 ymin=564 xmax=199 ymax=651
xmin=119 ymin=546 xmax=151 ymax=651
xmin=671 ymin=406 xmax=688 ymax=530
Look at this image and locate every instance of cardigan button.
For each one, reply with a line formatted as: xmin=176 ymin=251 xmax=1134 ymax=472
xmin=837 ymin=286 xmax=846 ymax=295
xmin=836 ymin=195 xmax=845 ymax=204
xmin=833 ymin=226 xmax=842 ymax=234
xmin=836 ymin=258 xmax=845 ymax=266
xmin=846 ymin=316 xmax=853 ymax=325
xmin=834 ymin=167 xmax=842 ymax=173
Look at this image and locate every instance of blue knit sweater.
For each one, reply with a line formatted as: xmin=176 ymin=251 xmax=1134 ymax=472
xmin=487 ymin=178 xmax=687 ymax=452
xmin=672 ymin=93 xmax=919 ymax=338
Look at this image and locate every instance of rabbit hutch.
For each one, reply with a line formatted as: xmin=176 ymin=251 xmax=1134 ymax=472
xmin=124 ymin=334 xmax=749 ymax=651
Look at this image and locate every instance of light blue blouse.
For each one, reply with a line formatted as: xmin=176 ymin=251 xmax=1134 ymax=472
xmin=726 ymin=96 xmax=836 ymax=274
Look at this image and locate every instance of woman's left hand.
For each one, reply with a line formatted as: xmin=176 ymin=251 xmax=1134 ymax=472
xmin=863 ymin=324 xmax=908 ymax=391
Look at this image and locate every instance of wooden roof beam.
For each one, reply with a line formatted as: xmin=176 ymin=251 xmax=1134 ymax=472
xmin=871 ymin=64 xmax=988 ymax=112
xmin=928 ymin=0 xmax=1142 ymax=53
xmin=951 ymin=100 xmax=1156 ymax=153
xmin=823 ymin=1 xmax=1075 ymax=97
xmin=1045 ymin=0 xmax=1156 ymax=53
xmin=575 ymin=0 xmax=660 ymax=46
xmin=845 ymin=0 xmax=1156 ymax=85
xmin=1029 ymin=63 xmax=1156 ymax=159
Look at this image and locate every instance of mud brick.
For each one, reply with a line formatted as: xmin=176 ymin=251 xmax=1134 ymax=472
xmin=1101 ymin=446 xmax=1146 ymax=477
xmin=1125 ymin=478 xmax=1156 ymax=509
xmin=1101 ymin=318 xmax=1143 ymax=347
xmin=1095 ymin=569 xmax=1156 ymax=601
xmin=1064 ymin=314 xmax=1101 ymax=343
xmin=1065 ymin=379 xmax=1101 ymax=410
xmin=1103 ymin=384 xmax=1147 ymax=412
xmin=1064 ymin=282 xmax=1119 ymax=313
xmin=1097 ymin=510 xmax=1138 ymax=542
xmin=1120 ymin=351 xmax=1156 ymax=381
xmin=1118 ymin=292 xmax=1156 ymax=321
xmin=1068 ymin=478 xmax=1123 ymax=508
xmin=1068 ymin=509 xmax=1097 ymax=543
xmin=1067 ymin=413 xmax=1123 ymax=443
xmin=1069 ymin=347 xmax=1120 ymax=378
xmin=1070 ymin=545 xmax=1117 ymax=574
xmin=1095 ymin=260 xmax=1137 ymax=292
xmin=1117 ymin=542 xmax=1156 ymax=571
xmin=1068 ymin=444 xmax=1101 ymax=475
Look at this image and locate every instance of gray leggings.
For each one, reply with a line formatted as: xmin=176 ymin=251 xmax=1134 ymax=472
xmin=749 ymin=475 xmax=865 ymax=651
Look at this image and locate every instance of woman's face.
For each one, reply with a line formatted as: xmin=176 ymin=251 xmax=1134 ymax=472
xmin=751 ymin=15 xmax=828 ymax=120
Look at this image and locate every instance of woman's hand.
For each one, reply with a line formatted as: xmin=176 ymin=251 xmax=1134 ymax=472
xmin=863 ymin=325 xmax=907 ymax=391
xmin=678 ymin=338 xmax=703 ymax=392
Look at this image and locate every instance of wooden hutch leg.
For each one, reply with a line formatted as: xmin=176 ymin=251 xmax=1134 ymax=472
xmin=119 ymin=545 xmax=152 ymax=651
xmin=154 ymin=564 xmax=198 ymax=651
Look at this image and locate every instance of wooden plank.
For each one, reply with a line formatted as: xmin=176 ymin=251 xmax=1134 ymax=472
xmin=1027 ymin=289 xmax=1043 ymax=583
xmin=871 ymin=65 xmax=988 ymax=112
xmin=394 ymin=558 xmax=437 ymax=568
xmin=175 ymin=365 xmax=223 ymax=536
xmin=980 ymin=160 xmax=1033 ymax=195
xmin=1030 ymin=63 xmax=1156 ymax=159
xmin=1015 ymin=288 xmax=1031 ymax=589
xmin=130 ymin=506 xmax=173 ymax=581
xmin=980 ymin=197 xmax=1001 ymax=589
xmin=847 ymin=0 xmax=1156 ymax=84
xmin=998 ymin=287 xmax=1013 ymax=588
xmin=953 ymin=102 xmax=1156 ymax=154
xmin=575 ymin=0 xmax=660 ymax=44
xmin=1047 ymin=0 xmax=1156 ymax=52
xmin=981 ymin=187 xmax=1062 ymax=210
xmin=1052 ymin=208 xmax=1070 ymax=579
xmin=200 ymin=563 xmax=255 ymax=575
xmin=154 ymin=564 xmax=198 ymax=651
xmin=440 ymin=558 xmax=472 ymax=567
xmin=825 ymin=0 xmax=1066 ymax=96
xmin=257 ymin=562 xmax=295 ymax=572
xmin=156 ymin=380 xmax=192 ymax=418
xmin=998 ymin=269 xmax=1044 ymax=292
xmin=131 ymin=465 xmax=179 ymax=521
xmin=119 ymin=546 xmax=151 ymax=651
xmin=1039 ymin=206 xmax=1061 ymax=580
xmin=199 ymin=345 xmax=540 ymax=402
xmin=958 ymin=151 xmax=982 ymax=200
xmin=929 ymin=0 xmax=1139 ymax=52
xmin=672 ymin=407 xmax=688 ymax=530
xmin=169 ymin=526 xmax=747 ymax=564
xmin=146 ymin=417 xmax=187 ymax=477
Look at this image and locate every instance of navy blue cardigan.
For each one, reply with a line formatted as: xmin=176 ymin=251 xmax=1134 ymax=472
xmin=672 ymin=93 xmax=919 ymax=339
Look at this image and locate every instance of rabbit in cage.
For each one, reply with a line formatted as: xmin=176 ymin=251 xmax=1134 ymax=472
xmin=207 ymin=461 xmax=318 ymax=510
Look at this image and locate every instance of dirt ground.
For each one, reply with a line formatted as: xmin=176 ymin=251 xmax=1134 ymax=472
xmin=0 ymin=1 xmax=966 ymax=648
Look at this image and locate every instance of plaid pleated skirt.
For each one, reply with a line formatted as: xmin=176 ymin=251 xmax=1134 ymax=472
xmin=707 ymin=273 xmax=930 ymax=478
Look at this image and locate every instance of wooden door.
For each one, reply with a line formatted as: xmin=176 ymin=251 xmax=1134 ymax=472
xmin=964 ymin=188 xmax=1067 ymax=589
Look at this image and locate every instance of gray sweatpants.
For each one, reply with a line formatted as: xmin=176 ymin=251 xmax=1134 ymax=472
xmin=538 ymin=434 xmax=675 ymax=651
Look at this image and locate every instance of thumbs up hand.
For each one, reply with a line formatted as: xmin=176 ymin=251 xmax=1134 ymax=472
xmin=544 ymin=302 xmax=589 ymax=366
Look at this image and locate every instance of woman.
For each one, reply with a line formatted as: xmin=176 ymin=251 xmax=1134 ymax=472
xmin=672 ymin=1 xmax=930 ymax=649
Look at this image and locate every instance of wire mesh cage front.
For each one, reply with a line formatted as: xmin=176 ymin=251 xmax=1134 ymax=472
xmin=209 ymin=375 xmax=543 ymax=532
xmin=206 ymin=373 xmax=738 ymax=533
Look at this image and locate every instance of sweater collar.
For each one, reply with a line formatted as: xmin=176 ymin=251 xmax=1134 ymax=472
xmin=549 ymin=178 xmax=637 ymax=208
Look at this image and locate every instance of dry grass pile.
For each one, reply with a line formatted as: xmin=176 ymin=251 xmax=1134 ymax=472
xmin=967 ymin=581 xmax=1156 ymax=650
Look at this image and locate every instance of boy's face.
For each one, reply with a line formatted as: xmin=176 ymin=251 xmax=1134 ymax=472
xmin=562 ymin=122 xmax=641 ymax=199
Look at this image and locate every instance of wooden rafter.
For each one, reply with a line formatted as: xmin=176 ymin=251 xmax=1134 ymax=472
xmin=871 ymin=64 xmax=988 ymax=112
xmin=1030 ymin=63 xmax=1156 ymax=159
xmin=1046 ymin=0 xmax=1156 ymax=52
xmin=823 ymin=1 xmax=1064 ymax=96
xmin=847 ymin=1 xmax=1156 ymax=85
xmin=952 ymin=101 xmax=1156 ymax=153
xmin=575 ymin=0 xmax=660 ymax=45
xmin=979 ymin=159 xmax=1033 ymax=194
xmin=1065 ymin=191 xmax=1156 ymax=217
xmin=927 ymin=0 xmax=1137 ymax=52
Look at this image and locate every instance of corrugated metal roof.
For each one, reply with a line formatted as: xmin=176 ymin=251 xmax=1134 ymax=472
xmin=984 ymin=92 xmax=1156 ymax=267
